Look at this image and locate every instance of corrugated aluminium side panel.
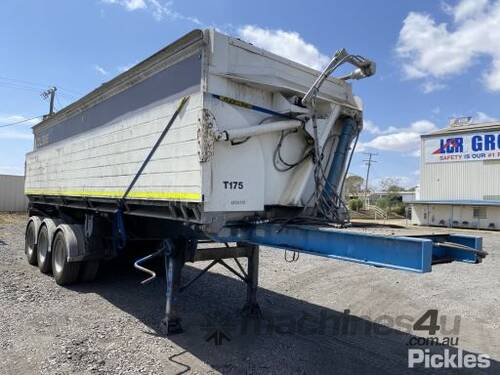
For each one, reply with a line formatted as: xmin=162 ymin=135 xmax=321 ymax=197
xmin=26 ymin=52 xmax=204 ymax=202
xmin=0 ymin=175 xmax=28 ymax=211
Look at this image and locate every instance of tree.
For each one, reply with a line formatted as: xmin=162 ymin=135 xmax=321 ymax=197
xmin=379 ymin=177 xmax=404 ymax=193
xmin=376 ymin=177 xmax=406 ymax=216
xmin=343 ymin=175 xmax=365 ymax=198
xmin=348 ymin=198 xmax=364 ymax=211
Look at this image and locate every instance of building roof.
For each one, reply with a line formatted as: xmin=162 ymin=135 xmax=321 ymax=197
xmin=412 ymin=200 xmax=500 ymax=206
xmin=422 ymin=121 xmax=500 ymax=138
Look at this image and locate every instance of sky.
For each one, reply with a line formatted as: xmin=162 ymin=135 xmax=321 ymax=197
xmin=1 ymin=0 xmax=499 ymax=188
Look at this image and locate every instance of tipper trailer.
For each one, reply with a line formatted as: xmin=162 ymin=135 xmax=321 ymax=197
xmin=24 ymin=29 xmax=485 ymax=334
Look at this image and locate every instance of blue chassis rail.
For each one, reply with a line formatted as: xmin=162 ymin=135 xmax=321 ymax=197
xmin=215 ymin=224 xmax=484 ymax=273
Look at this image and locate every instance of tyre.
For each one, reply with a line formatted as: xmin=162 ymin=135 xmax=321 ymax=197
xmin=37 ymin=225 xmax=52 ymax=273
xmin=37 ymin=219 xmax=61 ymax=274
xmin=51 ymin=230 xmax=80 ymax=285
xmin=80 ymin=260 xmax=100 ymax=282
xmin=25 ymin=219 xmax=38 ymax=265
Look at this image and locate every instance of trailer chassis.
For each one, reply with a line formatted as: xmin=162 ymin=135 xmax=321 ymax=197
xmin=25 ymin=203 xmax=485 ymax=335
xmin=136 ymin=222 xmax=484 ymax=335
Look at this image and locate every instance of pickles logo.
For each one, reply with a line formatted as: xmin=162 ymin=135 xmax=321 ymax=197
xmin=407 ymin=310 xmax=490 ymax=369
xmin=408 ymin=349 xmax=490 ymax=369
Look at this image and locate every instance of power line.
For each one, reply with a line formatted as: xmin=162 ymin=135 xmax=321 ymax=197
xmin=0 ymin=82 xmax=80 ymax=104
xmin=0 ymin=115 xmax=42 ymax=128
xmin=0 ymin=82 xmax=42 ymax=93
xmin=56 ymin=96 xmax=63 ymax=111
xmin=0 ymin=75 xmax=82 ymax=97
xmin=0 ymin=75 xmax=47 ymax=89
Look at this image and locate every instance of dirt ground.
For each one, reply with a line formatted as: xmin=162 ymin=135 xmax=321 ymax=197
xmin=0 ymin=214 xmax=499 ymax=374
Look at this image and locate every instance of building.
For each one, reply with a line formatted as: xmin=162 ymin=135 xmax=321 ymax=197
xmin=412 ymin=119 xmax=500 ymax=229
xmin=0 ymin=174 xmax=28 ymax=212
xmin=366 ymin=190 xmax=416 ymax=204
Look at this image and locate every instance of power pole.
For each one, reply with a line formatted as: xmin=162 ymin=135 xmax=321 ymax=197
xmin=41 ymin=87 xmax=57 ymax=117
xmin=363 ymin=152 xmax=377 ymax=205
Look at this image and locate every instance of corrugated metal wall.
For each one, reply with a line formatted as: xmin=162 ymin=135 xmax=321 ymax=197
xmin=420 ymin=133 xmax=500 ymax=200
xmin=0 ymin=175 xmax=28 ymax=212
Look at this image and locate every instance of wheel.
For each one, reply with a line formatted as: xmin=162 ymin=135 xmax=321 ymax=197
xmin=80 ymin=260 xmax=99 ymax=282
xmin=51 ymin=230 xmax=80 ymax=285
xmin=37 ymin=218 xmax=61 ymax=274
xmin=37 ymin=225 xmax=52 ymax=273
xmin=25 ymin=220 xmax=38 ymax=265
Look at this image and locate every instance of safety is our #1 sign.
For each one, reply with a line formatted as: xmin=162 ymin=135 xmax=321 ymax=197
xmin=424 ymin=132 xmax=500 ymax=163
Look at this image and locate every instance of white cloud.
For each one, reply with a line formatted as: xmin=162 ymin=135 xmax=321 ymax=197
xmin=484 ymin=59 xmax=500 ymax=91
xmin=94 ymin=65 xmax=108 ymax=75
xmin=117 ymin=64 xmax=132 ymax=73
xmin=102 ymin=0 xmax=146 ymax=10
xmin=446 ymin=0 xmax=489 ymax=22
xmin=354 ymin=142 xmax=366 ymax=153
xmin=363 ymin=120 xmax=382 ymax=134
xmin=362 ymin=120 xmax=437 ymax=156
xmin=396 ymin=0 xmax=500 ymax=91
xmin=365 ymin=132 xmax=421 ymax=152
xmin=125 ymin=0 xmax=146 ymax=10
xmin=237 ymin=25 xmax=329 ymax=70
xmin=474 ymin=111 xmax=497 ymax=122
xmin=102 ymin=0 xmax=201 ymax=23
xmin=408 ymin=120 xmax=437 ymax=133
xmin=362 ymin=119 xmax=436 ymax=136
xmin=421 ymin=80 xmax=446 ymax=93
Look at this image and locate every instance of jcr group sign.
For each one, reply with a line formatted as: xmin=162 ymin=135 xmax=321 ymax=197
xmin=424 ymin=132 xmax=500 ymax=163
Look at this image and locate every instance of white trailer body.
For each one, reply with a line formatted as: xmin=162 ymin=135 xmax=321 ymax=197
xmin=25 ymin=29 xmax=363 ymax=230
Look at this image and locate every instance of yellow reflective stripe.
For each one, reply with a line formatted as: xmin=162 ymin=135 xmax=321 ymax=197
xmin=24 ymin=189 xmax=201 ymax=201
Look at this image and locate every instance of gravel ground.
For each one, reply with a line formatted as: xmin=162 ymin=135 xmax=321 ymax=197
xmin=0 ymin=214 xmax=499 ymax=374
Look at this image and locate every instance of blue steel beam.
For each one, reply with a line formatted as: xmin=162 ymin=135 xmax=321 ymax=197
xmin=410 ymin=234 xmax=483 ymax=264
xmin=446 ymin=234 xmax=483 ymax=263
xmin=214 ymin=224 xmax=483 ymax=273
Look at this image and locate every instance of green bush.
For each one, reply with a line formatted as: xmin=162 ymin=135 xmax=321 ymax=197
xmin=375 ymin=197 xmax=390 ymax=210
xmin=375 ymin=198 xmax=406 ymax=216
xmin=348 ymin=198 xmax=364 ymax=211
xmin=391 ymin=202 xmax=406 ymax=216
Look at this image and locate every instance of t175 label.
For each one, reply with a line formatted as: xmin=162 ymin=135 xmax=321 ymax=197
xmin=223 ymin=181 xmax=244 ymax=190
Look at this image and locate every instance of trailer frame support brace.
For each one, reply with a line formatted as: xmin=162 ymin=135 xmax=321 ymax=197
xmin=161 ymin=239 xmax=185 ymax=335
xmin=242 ymin=245 xmax=261 ymax=318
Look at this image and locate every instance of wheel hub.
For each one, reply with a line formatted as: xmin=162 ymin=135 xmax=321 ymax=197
xmin=53 ymin=238 xmax=65 ymax=274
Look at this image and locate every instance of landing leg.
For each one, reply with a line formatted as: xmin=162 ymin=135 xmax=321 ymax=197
xmin=161 ymin=240 xmax=185 ymax=335
xmin=242 ymin=245 xmax=261 ymax=317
